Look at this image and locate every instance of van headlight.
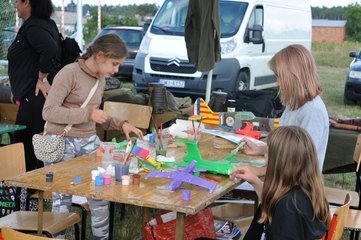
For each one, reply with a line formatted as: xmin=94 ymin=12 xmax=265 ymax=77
xmin=349 ymin=70 xmax=361 ymax=79
xmin=139 ymin=35 xmax=151 ymax=54
xmin=221 ymin=39 xmax=237 ymax=55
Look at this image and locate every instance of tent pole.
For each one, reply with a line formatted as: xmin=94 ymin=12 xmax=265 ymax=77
xmin=205 ymin=69 xmax=213 ymax=103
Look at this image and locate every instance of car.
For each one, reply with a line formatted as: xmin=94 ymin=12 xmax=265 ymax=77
xmin=92 ymin=26 xmax=144 ymax=80
xmin=344 ymin=50 xmax=361 ymax=105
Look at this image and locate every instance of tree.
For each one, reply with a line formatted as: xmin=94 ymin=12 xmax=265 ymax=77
xmin=345 ymin=4 xmax=361 ymax=41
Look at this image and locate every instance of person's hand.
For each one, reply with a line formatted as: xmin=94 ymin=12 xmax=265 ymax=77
xmin=230 ymin=165 xmax=264 ymax=199
xmin=35 ymin=80 xmax=51 ymax=98
xmin=243 ymin=138 xmax=266 ymax=155
xmin=229 ymin=165 xmax=260 ymax=184
xmin=121 ymin=122 xmax=143 ymax=140
xmin=90 ymin=109 xmax=108 ymax=124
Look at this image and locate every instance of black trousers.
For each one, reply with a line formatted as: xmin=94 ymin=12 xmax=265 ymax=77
xmin=15 ymin=91 xmax=45 ymax=171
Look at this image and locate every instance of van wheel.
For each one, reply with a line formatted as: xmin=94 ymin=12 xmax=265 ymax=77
xmin=235 ymin=71 xmax=249 ymax=93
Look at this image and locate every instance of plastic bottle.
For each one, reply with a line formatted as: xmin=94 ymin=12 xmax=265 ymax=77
xmin=102 ymin=146 xmax=113 ymax=169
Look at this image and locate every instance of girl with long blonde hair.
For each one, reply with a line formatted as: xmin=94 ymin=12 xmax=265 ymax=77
xmin=241 ymin=44 xmax=329 ymax=175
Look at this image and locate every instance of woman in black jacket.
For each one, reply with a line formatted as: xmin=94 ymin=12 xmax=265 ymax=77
xmin=8 ymin=0 xmax=60 ymax=171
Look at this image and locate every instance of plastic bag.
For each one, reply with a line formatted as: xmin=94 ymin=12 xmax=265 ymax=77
xmin=144 ymin=207 xmax=216 ymax=240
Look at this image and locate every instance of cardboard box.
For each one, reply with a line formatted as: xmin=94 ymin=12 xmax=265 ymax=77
xmin=212 ymin=203 xmax=255 ymax=239
xmin=212 ymin=203 xmax=254 ymax=221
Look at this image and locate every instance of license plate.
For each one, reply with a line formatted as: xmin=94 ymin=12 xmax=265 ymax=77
xmin=159 ymin=79 xmax=185 ymax=88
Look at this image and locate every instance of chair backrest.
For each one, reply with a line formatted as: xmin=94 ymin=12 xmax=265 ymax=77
xmin=2 ymin=227 xmax=65 ymax=240
xmin=354 ymin=134 xmax=361 ymax=172
xmin=103 ymin=101 xmax=152 ymax=129
xmin=328 ymin=193 xmax=351 ymax=240
xmin=0 ymin=143 xmax=26 ymax=180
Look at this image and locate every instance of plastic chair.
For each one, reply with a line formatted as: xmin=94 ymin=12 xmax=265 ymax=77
xmin=0 ymin=143 xmax=81 ymax=239
xmin=2 ymin=227 xmax=65 ymax=240
xmin=325 ymin=193 xmax=351 ymax=240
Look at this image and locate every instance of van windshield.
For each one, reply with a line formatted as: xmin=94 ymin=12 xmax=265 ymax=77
xmin=150 ymin=0 xmax=248 ymax=38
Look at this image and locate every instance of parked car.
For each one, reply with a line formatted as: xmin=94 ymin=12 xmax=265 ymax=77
xmin=344 ymin=50 xmax=361 ymax=105
xmin=92 ymin=26 xmax=144 ymax=80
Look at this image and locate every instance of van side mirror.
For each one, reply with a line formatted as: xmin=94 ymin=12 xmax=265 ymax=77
xmin=248 ymin=24 xmax=264 ymax=44
xmin=143 ymin=19 xmax=152 ymax=33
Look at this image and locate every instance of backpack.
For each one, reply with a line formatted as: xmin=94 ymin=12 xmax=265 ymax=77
xmin=59 ymin=33 xmax=82 ymax=68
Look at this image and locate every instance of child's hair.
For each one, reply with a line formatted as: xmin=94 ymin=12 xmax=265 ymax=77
xmin=260 ymin=126 xmax=329 ymax=224
xmin=269 ymin=44 xmax=322 ymax=110
xmin=80 ymin=34 xmax=128 ymax=60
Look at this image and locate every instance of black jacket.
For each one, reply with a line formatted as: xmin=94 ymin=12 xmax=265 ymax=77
xmin=8 ymin=16 xmax=60 ymax=100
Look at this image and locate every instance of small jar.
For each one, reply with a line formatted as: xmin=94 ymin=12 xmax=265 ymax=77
xmin=122 ymin=175 xmax=130 ymax=185
xmin=227 ymin=99 xmax=236 ymax=112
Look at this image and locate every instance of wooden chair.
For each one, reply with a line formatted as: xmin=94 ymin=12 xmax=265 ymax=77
xmin=2 ymin=227 xmax=65 ymax=240
xmin=30 ymin=191 xmax=89 ymax=240
xmin=0 ymin=143 xmax=81 ymax=239
xmin=325 ymin=193 xmax=351 ymax=240
xmin=102 ymin=101 xmax=152 ymax=141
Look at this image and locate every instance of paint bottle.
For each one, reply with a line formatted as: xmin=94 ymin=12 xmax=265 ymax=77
xmin=227 ymin=99 xmax=236 ymax=112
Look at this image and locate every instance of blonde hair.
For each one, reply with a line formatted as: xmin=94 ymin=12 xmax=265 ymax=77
xmin=80 ymin=34 xmax=128 ymax=60
xmin=259 ymin=126 xmax=329 ymax=224
xmin=269 ymin=44 xmax=321 ymax=110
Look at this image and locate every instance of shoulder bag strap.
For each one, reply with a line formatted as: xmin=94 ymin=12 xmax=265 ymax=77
xmin=44 ymin=79 xmax=99 ymax=135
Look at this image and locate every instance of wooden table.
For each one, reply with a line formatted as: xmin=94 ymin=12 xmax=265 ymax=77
xmin=5 ymin=134 xmax=263 ymax=239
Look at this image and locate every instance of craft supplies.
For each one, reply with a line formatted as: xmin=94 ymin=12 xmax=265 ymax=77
xmin=122 ymin=175 xmax=130 ymax=185
xmin=91 ymin=170 xmax=99 ymax=181
xmin=182 ymin=190 xmax=191 ymax=201
xmin=95 ymin=176 xmax=103 ymax=186
xmin=103 ymin=174 xmax=111 ymax=185
xmin=132 ymin=174 xmax=141 ymax=185
xmin=45 ymin=172 xmax=53 ymax=182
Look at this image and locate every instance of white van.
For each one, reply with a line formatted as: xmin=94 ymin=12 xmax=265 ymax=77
xmin=133 ymin=0 xmax=311 ymax=97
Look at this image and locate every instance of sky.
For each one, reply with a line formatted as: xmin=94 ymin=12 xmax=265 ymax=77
xmin=52 ymin=0 xmax=360 ymax=8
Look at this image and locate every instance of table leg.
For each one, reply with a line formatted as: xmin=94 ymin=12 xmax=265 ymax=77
xmin=37 ymin=190 xmax=44 ymax=235
xmin=109 ymin=202 xmax=114 ymax=240
xmin=175 ymin=212 xmax=185 ymax=240
xmin=142 ymin=207 xmax=150 ymax=224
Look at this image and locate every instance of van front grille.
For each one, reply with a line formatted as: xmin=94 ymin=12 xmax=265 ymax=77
xmin=150 ymin=57 xmax=197 ymax=74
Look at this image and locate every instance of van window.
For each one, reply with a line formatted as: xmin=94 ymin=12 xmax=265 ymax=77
xmin=150 ymin=0 xmax=248 ymax=38
xmin=220 ymin=1 xmax=248 ymax=38
xmin=244 ymin=6 xmax=264 ymax=42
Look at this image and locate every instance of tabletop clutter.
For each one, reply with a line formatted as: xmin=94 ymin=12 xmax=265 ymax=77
xmin=85 ymin=105 xmax=267 ymax=201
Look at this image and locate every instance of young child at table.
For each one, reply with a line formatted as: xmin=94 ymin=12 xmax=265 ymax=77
xmin=241 ymin=44 xmax=329 ymax=176
xmin=42 ymin=34 xmax=143 ymax=239
xmin=230 ymin=126 xmax=329 ymax=240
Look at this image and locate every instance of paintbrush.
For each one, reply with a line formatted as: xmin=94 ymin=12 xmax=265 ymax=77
xmin=225 ymin=140 xmax=246 ymax=161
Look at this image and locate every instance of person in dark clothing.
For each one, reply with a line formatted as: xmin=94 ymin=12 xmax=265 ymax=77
xmin=7 ymin=0 xmax=60 ymax=171
xmin=230 ymin=126 xmax=330 ymax=240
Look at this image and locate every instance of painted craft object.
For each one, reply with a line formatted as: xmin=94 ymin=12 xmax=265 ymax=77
xmin=169 ymin=138 xmax=235 ymax=175
xmin=145 ymin=160 xmax=218 ymax=192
